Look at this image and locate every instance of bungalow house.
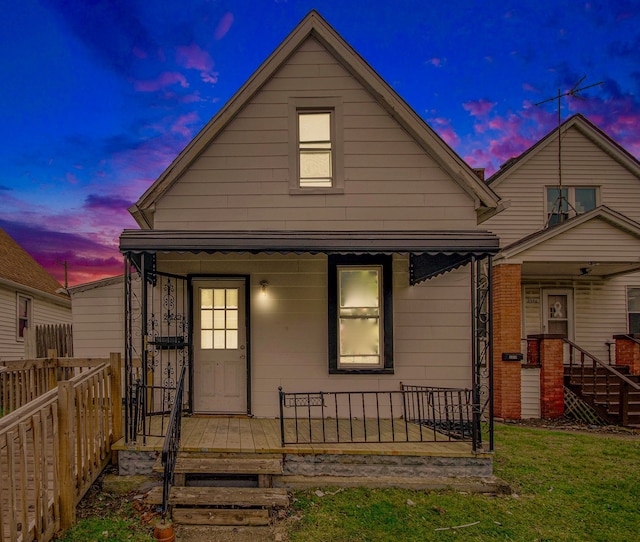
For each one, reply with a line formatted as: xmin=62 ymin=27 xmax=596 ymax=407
xmin=484 ymin=114 xmax=640 ymax=425
xmin=116 ymin=11 xmax=502 ymax=509
xmin=0 ymin=227 xmax=71 ymax=360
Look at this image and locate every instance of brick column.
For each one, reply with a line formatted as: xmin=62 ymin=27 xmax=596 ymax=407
xmin=614 ymin=335 xmax=640 ymax=375
xmin=492 ymin=263 xmax=522 ymax=419
xmin=538 ymin=336 xmax=565 ymax=418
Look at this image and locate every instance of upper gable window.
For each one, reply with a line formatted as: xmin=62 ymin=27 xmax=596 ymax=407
xmin=546 ymin=186 xmax=598 ymax=226
xmin=288 ymin=97 xmax=343 ymax=194
xmin=299 ymin=111 xmax=332 ymax=187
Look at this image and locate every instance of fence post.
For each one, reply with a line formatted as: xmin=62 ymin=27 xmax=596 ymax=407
xmin=110 ymin=353 xmax=123 ymax=464
xmin=58 ymin=379 xmax=76 ymax=530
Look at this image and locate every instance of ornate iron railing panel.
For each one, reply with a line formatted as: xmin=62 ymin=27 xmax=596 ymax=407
xmin=471 ymin=255 xmax=493 ymax=452
xmin=124 ymin=253 xmax=190 ymax=443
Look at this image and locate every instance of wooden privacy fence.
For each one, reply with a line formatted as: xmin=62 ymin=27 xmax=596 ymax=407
xmin=23 ymin=324 xmax=73 ymax=359
xmin=0 ymin=354 xmax=122 ymax=542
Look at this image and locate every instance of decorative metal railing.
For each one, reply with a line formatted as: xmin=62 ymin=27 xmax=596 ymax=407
xmin=564 ymin=339 xmax=640 ymax=426
xmin=160 ymin=365 xmax=186 ymax=520
xmin=278 ymin=385 xmax=476 ymax=446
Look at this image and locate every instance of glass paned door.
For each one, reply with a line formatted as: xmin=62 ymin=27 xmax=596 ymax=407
xmin=193 ymin=279 xmax=247 ymax=413
xmin=542 ymin=289 xmax=573 ymax=338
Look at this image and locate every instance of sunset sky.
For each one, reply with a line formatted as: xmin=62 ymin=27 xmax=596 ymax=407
xmin=1 ymin=0 xmax=638 ymax=286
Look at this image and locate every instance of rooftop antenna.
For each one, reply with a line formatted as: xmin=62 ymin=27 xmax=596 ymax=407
xmin=535 ymin=76 xmax=603 ymax=227
xmin=56 ymin=259 xmax=69 ymax=289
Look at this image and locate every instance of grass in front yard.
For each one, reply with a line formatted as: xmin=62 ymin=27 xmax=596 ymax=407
xmin=288 ymin=425 xmax=640 ymax=541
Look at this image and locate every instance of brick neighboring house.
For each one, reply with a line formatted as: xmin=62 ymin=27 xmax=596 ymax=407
xmin=484 ymin=114 xmax=640 ymax=421
xmin=0 ymin=227 xmax=71 ymax=360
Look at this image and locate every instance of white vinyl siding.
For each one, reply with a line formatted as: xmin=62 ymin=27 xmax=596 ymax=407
xmin=153 ymin=36 xmax=477 ymax=232
xmin=70 ymin=277 xmax=128 ymax=358
xmin=0 ymin=285 xmax=71 ymax=361
xmin=486 ymin=126 xmax=640 ymax=246
xmin=156 ymin=253 xmax=473 ymax=417
xmin=521 ymin=366 xmax=541 ymax=418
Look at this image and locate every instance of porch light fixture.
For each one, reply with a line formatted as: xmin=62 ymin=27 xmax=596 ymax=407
xmin=260 ymin=280 xmax=269 ymax=296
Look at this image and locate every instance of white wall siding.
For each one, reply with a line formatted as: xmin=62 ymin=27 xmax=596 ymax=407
xmin=0 ymin=285 xmax=71 ymax=361
xmin=153 ymin=36 xmax=477 ymax=232
xmin=70 ymin=278 xmax=126 ymax=358
xmin=157 ymin=253 xmax=474 ymax=417
xmin=521 ymin=367 xmax=540 ymax=418
xmin=486 ymin=126 xmax=640 ymax=246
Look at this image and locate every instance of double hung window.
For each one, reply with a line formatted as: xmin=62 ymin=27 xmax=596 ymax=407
xmin=17 ymin=294 xmax=31 ymax=340
xmin=546 ymin=186 xmax=598 ymax=226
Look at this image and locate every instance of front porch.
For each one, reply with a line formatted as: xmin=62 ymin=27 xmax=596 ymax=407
xmin=114 ymin=415 xmax=494 ymax=490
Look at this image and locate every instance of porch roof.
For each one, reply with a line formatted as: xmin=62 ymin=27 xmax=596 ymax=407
xmin=119 ymin=229 xmax=499 ymax=255
xmin=120 ymin=229 xmax=498 ymax=284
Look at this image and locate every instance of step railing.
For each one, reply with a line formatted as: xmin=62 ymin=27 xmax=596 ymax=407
xmin=278 ymin=385 xmax=475 ymax=446
xmin=564 ymin=339 xmax=640 ymax=425
xmin=160 ymin=365 xmax=186 ymax=520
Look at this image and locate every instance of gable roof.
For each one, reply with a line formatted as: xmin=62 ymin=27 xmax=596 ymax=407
xmin=0 ymin=227 xmax=69 ymax=301
xmin=496 ymin=205 xmax=640 ymax=260
xmin=129 ymin=10 xmax=500 ymax=229
xmin=488 ymin=114 xmax=640 ymax=187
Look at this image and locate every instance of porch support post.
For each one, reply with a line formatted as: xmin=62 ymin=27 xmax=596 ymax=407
xmin=491 ymin=263 xmax=522 ymax=419
xmin=614 ymin=335 xmax=640 ymax=375
xmin=538 ymin=336 xmax=565 ymax=418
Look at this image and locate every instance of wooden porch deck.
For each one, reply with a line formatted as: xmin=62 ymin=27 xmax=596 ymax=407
xmin=114 ymin=415 xmax=482 ymax=458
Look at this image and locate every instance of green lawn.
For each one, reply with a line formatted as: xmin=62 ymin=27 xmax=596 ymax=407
xmin=288 ymin=424 xmax=640 ymax=541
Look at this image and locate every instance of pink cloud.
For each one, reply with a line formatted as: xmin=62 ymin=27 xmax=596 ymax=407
xmin=170 ymin=112 xmax=200 ymax=138
xmin=201 ymin=72 xmax=219 ymax=84
xmin=134 ymin=72 xmax=189 ymax=92
xmin=463 ymin=99 xmax=497 ymax=117
xmin=429 ymin=117 xmax=460 ymax=147
xmin=426 ymin=57 xmax=444 ymax=68
xmin=214 ymin=12 xmax=234 ymax=40
xmin=176 ymin=44 xmax=214 ymax=72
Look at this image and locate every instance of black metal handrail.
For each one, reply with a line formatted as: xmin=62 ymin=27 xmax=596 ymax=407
xmin=278 ymin=385 xmax=475 ymax=446
xmin=564 ymin=339 xmax=640 ymax=425
xmin=160 ymin=365 xmax=186 ymax=520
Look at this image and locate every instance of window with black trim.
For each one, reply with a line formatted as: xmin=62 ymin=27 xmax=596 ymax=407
xmin=328 ymin=255 xmax=393 ymax=373
xmin=17 ymin=294 xmax=31 ymax=340
xmin=288 ymin=97 xmax=343 ymax=193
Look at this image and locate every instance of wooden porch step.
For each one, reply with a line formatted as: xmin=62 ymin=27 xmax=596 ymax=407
xmin=153 ymin=455 xmax=283 ymax=475
xmin=172 ymin=507 xmax=271 ymax=526
xmin=147 ymin=486 xmax=289 ymax=508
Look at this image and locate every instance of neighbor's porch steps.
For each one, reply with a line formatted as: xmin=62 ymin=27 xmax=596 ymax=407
xmin=564 ymin=365 xmax=640 ymax=428
xmin=147 ymin=454 xmax=289 ymax=526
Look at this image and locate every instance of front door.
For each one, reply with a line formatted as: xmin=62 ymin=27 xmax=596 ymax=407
xmin=542 ymin=288 xmax=573 ymax=339
xmin=193 ymin=279 xmax=247 ymax=413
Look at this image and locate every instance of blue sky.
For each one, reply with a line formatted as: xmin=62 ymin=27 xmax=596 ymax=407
xmin=1 ymin=0 xmax=638 ymax=285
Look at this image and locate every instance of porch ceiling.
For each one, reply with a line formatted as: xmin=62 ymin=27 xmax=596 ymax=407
xmin=521 ymin=261 xmax=640 ymax=279
xmin=119 ymin=229 xmax=499 ymax=256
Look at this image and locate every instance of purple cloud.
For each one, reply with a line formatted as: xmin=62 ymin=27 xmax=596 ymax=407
xmin=462 ymin=99 xmax=497 ymax=118
xmin=84 ymin=194 xmax=134 ymax=212
xmin=214 ymin=12 xmax=234 ymax=40
xmin=134 ymin=72 xmax=189 ymax=92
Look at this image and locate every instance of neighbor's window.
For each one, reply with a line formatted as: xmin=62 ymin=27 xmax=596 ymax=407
xmin=299 ymin=111 xmax=332 ymax=188
xmin=328 ymin=255 xmax=393 ymax=373
xmin=627 ymin=288 xmax=640 ymax=334
xmin=546 ymin=186 xmax=598 ymax=226
xmin=200 ymin=288 xmax=238 ymax=350
xmin=17 ymin=294 xmax=31 ymax=340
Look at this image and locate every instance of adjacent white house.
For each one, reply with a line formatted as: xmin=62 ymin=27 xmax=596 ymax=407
xmin=484 ymin=114 xmax=640 ymax=421
xmin=0 ymin=227 xmax=71 ymax=360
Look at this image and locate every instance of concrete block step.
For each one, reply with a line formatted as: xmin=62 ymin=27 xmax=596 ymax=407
xmin=147 ymin=486 xmax=289 ymax=508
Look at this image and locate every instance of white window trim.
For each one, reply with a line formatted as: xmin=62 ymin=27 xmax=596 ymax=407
xmin=288 ymin=97 xmax=344 ymax=194
xmin=544 ymin=185 xmax=599 ymax=224
xmin=16 ymin=293 xmax=32 ymax=342
xmin=627 ymin=287 xmax=640 ymax=334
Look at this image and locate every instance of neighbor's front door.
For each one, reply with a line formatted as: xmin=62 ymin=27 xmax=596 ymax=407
xmin=193 ymin=279 xmax=247 ymax=413
xmin=542 ymin=288 xmax=573 ymax=339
